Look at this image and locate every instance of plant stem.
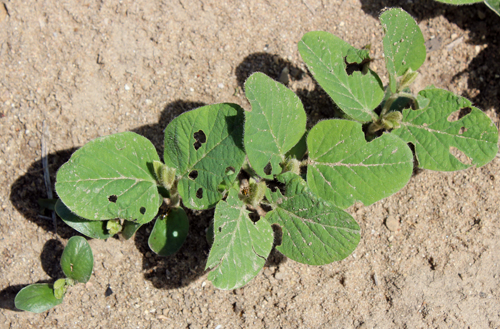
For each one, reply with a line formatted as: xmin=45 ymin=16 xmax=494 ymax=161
xmin=380 ymin=91 xmax=417 ymax=117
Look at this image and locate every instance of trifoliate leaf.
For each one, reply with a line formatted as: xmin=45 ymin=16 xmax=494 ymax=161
xmin=164 ymin=103 xmax=246 ymax=210
xmin=60 ymin=236 xmax=94 ymax=283
xmin=206 ymin=189 xmax=273 ymax=290
xmin=265 ymin=172 xmax=360 ymax=265
xmin=298 ymin=31 xmax=384 ymax=123
xmin=380 ymin=8 xmax=426 ymax=92
xmin=392 ymin=88 xmax=499 ymax=171
xmin=56 ymin=132 xmax=161 ymax=224
xmin=307 ymin=119 xmax=413 ymax=209
xmin=148 ymin=207 xmax=189 ymax=256
xmin=15 ymin=284 xmax=63 ymax=313
xmin=244 ymin=72 xmax=307 ymax=178
xmin=55 ymin=199 xmax=111 ymax=239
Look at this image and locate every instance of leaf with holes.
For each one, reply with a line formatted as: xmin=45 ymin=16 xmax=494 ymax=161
xmin=392 ymin=87 xmax=499 ymax=171
xmin=307 ymin=119 xmax=413 ymax=209
xmin=56 ymin=132 xmax=161 ymax=224
xmin=60 ymin=236 xmax=94 ymax=283
xmin=15 ymin=284 xmax=64 ymax=313
xmin=380 ymin=8 xmax=426 ymax=93
xmin=164 ymin=103 xmax=246 ymax=210
xmin=265 ymin=172 xmax=360 ymax=265
xmin=148 ymin=207 xmax=189 ymax=256
xmin=298 ymin=31 xmax=384 ymax=123
xmin=55 ymin=200 xmax=112 ymax=240
xmin=244 ymin=72 xmax=307 ymax=178
xmin=206 ymin=189 xmax=273 ymax=290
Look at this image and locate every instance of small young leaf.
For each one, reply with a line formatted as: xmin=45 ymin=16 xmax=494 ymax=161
xmin=15 ymin=284 xmax=64 ymax=313
xmin=298 ymin=31 xmax=384 ymax=123
xmin=392 ymin=88 xmax=499 ymax=171
xmin=164 ymin=103 xmax=246 ymax=210
xmin=244 ymin=72 xmax=307 ymax=178
xmin=380 ymin=8 xmax=426 ymax=93
xmin=307 ymin=119 xmax=413 ymax=209
xmin=53 ymin=279 xmax=67 ymax=300
xmin=265 ymin=173 xmax=360 ymax=265
xmin=121 ymin=220 xmax=143 ymax=240
xmin=206 ymin=189 xmax=273 ymax=290
xmin=148 ymin=207 xmax=189 ymax=256
xmin=56 ymin=132 xmax=161 ymax=224
xmin=55 ymin=199 xmax=112 ymax=240
xmin=60 ymin=236 xmax=94 ymax=283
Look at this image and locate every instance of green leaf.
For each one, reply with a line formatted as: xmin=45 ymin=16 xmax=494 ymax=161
xmin=56 ymin=132 xmax=161 ymax=224
xmin=53 ymin=279 xmax=67 ymax=300
xmin=392 ymin=88 xmax=499 ymax=171
xmin=121 ymin=220 xmax=143 ymax=240
xmin=307 ymin=119 xmax=413 ymax=209
xmin=15 ymin=284 xmax=64 ymax=313
xmin=206 ymin=189 xmax=273 ymax=290
xmin=164 ymin=103 xmax=246 ymax=210
xmin=298 ymin=31 xmax=384 ymax=123
xmin=434 ymin=0 xmax=483 ymax=4
xmin=244 ymin=72 xmax=307 ymax=178
xmin=55 ymin=199 xmax=112 ymax=240
xmin=485 ymin=0 xmax=500 ymax=16
xmin=380 ymin=8 xmax=426 ymax=93
xmin=60 ymin=236 xmax=94 ymax=283
xmin=265 ymin=172 xmax=360 ymax=265
xmin=148 ymin=207 xmax=189 ymax=256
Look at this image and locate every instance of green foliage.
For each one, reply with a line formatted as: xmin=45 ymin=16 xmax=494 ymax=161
xmin=47 ymin=7 xmax=498 ymax=295
xmin=15 ymin=237 xmax=94 ymax=313
xmin=435 ymin=0 xmax=500 ymax=16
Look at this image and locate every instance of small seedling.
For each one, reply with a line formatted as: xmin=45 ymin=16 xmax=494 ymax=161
xmin=50 ymin=8 xmax=497 ymax=291
xmin=15 ymin=236 xmax=93 ymax=313
xmin=435 ymin=0 xmax=500 ymax=16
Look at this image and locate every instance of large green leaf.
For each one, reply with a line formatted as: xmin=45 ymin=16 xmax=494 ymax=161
xmin=55 ymin=199 xmax=112 ymax=240
xmin=392 ymin=88 xmax=499 ymax=171
xmin=265 ymin=173 xmax=360 ymax=265
xmin=298 ymin=31 xmax=384 ymax=123
xmin=60 ymin=236 xmax=94 ymax=283
xmin=244 ymin=72 xmax=307 ymax=178
xmin=15 ymin=284 xmax=64 ymax=313
xmin=206 ymin=189 xmax=273 ymax=290
xmin=56 ymin=132 xmax=161 ymax=224
xmin=380 ymin=8 xmax=426 ymax=93
xmin=307 ymin=119 xmax=413 ymax=209
xmin=164 ymin=103 xmax=246 ymax=210
xmin=148 ymin=207 xmax=189 ymax=256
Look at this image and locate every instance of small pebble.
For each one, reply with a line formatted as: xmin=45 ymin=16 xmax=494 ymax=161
xmin=105 ymin=285 xmax=113 ymax=297
xmin=218 ymin=83 xmax=224 ymax=89
xmin=385 ymin=215 xmax=400 ymax=232
xmin=124 ymin=84 xmax=131 ymax=91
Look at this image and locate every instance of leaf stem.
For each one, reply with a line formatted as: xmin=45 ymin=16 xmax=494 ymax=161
xmin=380 ymin=91 xmax=417 ymax=117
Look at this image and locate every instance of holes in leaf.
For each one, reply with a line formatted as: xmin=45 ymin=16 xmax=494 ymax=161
xmin=225 ymin=166 xmax=235 ymax=175
xmin=263 ymin=162 xmax=272 ymax=175
xmin=218 ymin=226 xmax=222 ymax=233
xmin=188 ymin=170 xmax=198 ymax=180
xmin=344 ymin=57 xmax=371 ymax=75
xmin=447 ymin=107 xmax=472 ymax=122
xmin=193 ymin=130 xmax=207 ymax=150
xmin=458 ymin=127 xmax=468 ymax=135
xmin=108 ymin=195 xmax=118 ymax=203
xmin=140 ymin=207 xmax=146 ymax=215
xmin=449 ymin=146 xmax=472 ymax=165
xmin=196 ymin=188 xmax=203 ymax=199
xmin=261 ymin=203 xmax=273 ymax=212
xmin=249 ymin=212 xmax=260 ymax=223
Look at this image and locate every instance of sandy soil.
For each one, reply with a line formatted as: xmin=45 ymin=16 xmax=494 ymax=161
xmin=1 ymin=0 xmax=499 ymax=328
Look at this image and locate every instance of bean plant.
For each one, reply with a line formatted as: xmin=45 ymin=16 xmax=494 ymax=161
xmin=18 ymin=7 xmax=498 ymax=308
xmin=15 ymin=237 xmax=93 ymax=313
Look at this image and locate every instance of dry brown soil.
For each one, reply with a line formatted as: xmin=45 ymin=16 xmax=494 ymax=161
xmin=1 ymin=0 xmax=500 ymax=328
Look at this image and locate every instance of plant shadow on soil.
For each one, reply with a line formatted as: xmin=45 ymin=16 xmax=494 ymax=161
xmin=360 ymin=0 xmax=500 ymax=115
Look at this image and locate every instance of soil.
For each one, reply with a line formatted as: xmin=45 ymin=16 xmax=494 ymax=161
xmin=1 ymin=0 xmax=500 ymax=328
